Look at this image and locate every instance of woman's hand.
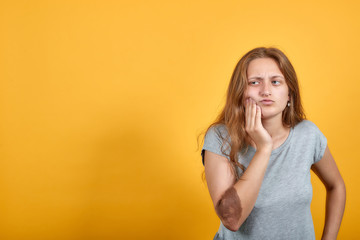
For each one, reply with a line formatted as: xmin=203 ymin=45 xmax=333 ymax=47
xmin=244 ymin=98 xmax=273 ymax=151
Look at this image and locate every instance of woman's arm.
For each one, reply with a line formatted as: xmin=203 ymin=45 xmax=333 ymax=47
xmin=204 ymin=98 xmax=273 ymax=232
xmin=311 ymin=145 xmax=346 ymax=240
xmin=204 ymin=146 xmax=272 ymax=231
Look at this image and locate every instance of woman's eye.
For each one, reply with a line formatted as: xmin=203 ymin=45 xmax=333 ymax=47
xmin=272 ymin=80 xmax=280 ymax=85
xmin=249 ymin=81 xmax=259 ymax=85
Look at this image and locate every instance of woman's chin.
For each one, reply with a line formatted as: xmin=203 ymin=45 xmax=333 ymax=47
xmin=261 ymin=111 xmax=282 ymax=120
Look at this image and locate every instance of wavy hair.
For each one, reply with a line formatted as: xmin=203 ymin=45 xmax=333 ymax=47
xmin=197 ymin=47 xmax=307 ymax=181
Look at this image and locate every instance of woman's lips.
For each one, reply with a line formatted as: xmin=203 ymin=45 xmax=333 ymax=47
xmin=260 ymin=100 xmax=274 ymax=105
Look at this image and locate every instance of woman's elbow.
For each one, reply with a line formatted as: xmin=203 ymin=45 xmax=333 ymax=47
xmin=215 ymin=187 xmax=243 ymax=232
xmin=223 ymin=220 xmax=241 ymax=232
xmin=328 ymin=178 xmax=346 ymax=192
xmin=217 ymin=209 xmax=242 ymax=232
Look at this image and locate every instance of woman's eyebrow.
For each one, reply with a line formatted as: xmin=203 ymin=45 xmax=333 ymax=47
xmin=248 ymin=75 xmax=284 ymax=80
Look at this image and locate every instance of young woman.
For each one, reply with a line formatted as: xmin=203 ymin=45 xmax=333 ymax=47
xmin=200 ymin=47 xmax=346 ymax=239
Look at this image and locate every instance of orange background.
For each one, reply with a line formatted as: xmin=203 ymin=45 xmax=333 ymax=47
xmin=0 ymin=0 xmax=359 ymax=239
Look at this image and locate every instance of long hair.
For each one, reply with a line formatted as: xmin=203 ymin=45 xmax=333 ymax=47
xmin=197 ymin=47 xmax=307 ymax=181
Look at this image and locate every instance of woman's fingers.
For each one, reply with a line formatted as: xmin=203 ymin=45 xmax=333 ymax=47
xmin=250 ymin=99 xmax=256 ymax=129
xmin=245 ymin=98 xmax=250 ymax=129
xmin=244 ymin=98 xmax=273 ymax=149
xmin=255 ymin=104 xmax=261 ymax=127
xmin=245 ymin=98 xmax=255 ymax=129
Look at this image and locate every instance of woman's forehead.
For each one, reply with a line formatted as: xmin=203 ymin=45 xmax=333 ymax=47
xmin=247 ymin=58 xmax=283 ymax=78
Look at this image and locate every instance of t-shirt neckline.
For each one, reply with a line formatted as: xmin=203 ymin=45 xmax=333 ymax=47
xmin=248 ymin=126 xmax=294 ymax=155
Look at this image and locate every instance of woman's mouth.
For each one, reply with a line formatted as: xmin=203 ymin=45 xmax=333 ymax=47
xmin=260 ymin=100 xmax=274 ymax=105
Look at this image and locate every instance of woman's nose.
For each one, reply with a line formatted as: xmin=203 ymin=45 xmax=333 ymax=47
xmin=260 ymin=81 xmax=271 ymax=96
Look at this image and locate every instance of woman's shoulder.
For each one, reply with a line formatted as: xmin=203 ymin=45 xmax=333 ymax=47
xmin=294 ymin=119 xmax=323 ymax=135
xmin=208 ymin=123 xmax=229 ymax=136
xmin=204 ymin=123 xmax=231 ymax=146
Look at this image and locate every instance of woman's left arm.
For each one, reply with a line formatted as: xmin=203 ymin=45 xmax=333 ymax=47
xmin=311 ymin=145 xmax=346 ymax=240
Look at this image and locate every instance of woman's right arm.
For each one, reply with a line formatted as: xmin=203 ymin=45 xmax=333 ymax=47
xmin=204 ymin=98 xmax=273 ymax=232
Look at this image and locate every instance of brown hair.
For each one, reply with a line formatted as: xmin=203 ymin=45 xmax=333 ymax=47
xmin=197 ymin=47 xmax=307 ymax=181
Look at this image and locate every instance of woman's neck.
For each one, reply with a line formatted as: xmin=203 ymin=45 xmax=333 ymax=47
xmin=261 ymin=116 xmax=290 ymax=147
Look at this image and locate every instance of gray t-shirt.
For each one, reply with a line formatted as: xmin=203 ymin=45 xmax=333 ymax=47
xmin=201 ymin=120 xmax=327 ymax=240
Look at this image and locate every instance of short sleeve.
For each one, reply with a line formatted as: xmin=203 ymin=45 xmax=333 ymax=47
xmin=201 ymin=125 xmax=230 ymax=166
xmin=313 ymin=125 xmax=328 ymax=164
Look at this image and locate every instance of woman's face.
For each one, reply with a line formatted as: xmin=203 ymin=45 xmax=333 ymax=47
xmin=244 ymin=57 xmax=290 ymax=119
